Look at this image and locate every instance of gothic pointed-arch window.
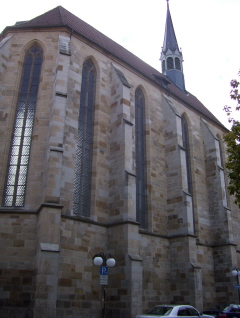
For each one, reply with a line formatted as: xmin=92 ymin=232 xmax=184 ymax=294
xmin=167 ymin=57 xmax=174 ymax=70
xmin=2 ymin=44 xmax=43 ymax=207
xmin=135 ymin=87 xmax=147 ymax=228
xmin=182 ymin=116 xmax=192 ymax=194
xmin=73 ymin=59 xmax=96 ymax=216
xmin=175 ymin=57 xmax=181 ymax=71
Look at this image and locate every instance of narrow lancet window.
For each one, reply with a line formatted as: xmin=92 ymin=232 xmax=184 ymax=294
xmin=73 ymin=59 xmax=96 ymax=216
xmin=167 ymin=57 xmax=174 ymax=70
xmin=175 ymin=57 xmax=181 ymax=70
xmin=218 ymin=136 xmax=228 ymax=206
xmin=162 ymin=60 xmax=166 ymax=73
xmin=218 ymin=138 xmax=224 ymax=168
xmin=182 ymin=116 xmax=192 ymax=194
xmin=135 ymin=87 xmax=147 ymax=228
xmin=3 ymin=44 xmax=43 ymax=207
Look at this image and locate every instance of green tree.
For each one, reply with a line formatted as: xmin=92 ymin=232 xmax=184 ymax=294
xmin=223 ymin=71 xmax=240 ymax=208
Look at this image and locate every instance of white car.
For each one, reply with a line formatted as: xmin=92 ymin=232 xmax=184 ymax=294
xmin=136 ymin=304 xmax=216 ymax=318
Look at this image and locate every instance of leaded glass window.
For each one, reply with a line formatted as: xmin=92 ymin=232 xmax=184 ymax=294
xmin=135 ymin=87 xmax=147 ymax=228
xmin=182 ymin=116 xmax=192 ymax=194
xmin=3 ymin=44 xmax=43 ymax=207
xmin=73 ymin=59 xmax=96 ymax=216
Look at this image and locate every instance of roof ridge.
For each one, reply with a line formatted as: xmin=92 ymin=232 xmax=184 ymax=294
xmin=58 ymin=6 xmax=66 ymax=25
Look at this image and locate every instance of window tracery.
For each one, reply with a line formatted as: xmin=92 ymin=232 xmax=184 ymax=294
xmin=73 ymin=59 xmax=96 ymax=216
xmin=135 ymin=87 xmax=147 ymax=228
xmin=3 ymin=44 xmax=43 ymax=207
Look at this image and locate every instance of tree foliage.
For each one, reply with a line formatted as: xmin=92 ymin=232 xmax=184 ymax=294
xmin=223 ymin=70 xmax=240 ymax=208
xmin=224 ymin=123 xmax=240 ymax=208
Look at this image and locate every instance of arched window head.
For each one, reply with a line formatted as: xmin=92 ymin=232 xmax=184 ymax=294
xmin=73 ymin=59 xmax=96 ymax=216
xmin=162 ymin=60 xmax=166 ymax=73
xmin=167 ymin=57 xmax=174 ymax=70
xmin=175 ymin=57 xmax=181 ymax=71
xmin=3 ymin=44 xmax=43 ymax=207
xmin=135 ymin=87 xmax=147 ymax=229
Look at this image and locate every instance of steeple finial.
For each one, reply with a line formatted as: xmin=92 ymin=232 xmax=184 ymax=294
xmin=160 ymin=0 xmax=186 ymax=92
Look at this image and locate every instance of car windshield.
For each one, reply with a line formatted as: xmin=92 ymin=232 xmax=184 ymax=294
xmin=147 ymin=306 xmax=174 ymax=315
xmin=223 ymin=305 xmax=240 ymax=313
xmin=223 ymin=306 xmax=231 ymax=312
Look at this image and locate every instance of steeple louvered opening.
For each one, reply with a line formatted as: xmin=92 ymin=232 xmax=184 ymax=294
xmin=167 ymin=57 xmax=174 ymax=70
xmin=175 ymin=57 xmax=181 ymax=71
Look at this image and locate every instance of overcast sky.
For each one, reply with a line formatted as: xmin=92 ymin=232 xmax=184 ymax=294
xmin=1 ymin=0 xmax=240 ymax=129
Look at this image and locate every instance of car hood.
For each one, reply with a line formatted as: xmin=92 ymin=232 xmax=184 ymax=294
xmin=136 ymin=316 xmax=163 ymax=318
xmin=136 ymin=314 xmax=215 ymax=318
xmin=136 ymin=315 xmax=165 ymax=318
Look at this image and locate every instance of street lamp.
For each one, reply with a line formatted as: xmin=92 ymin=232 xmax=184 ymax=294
xmin=231 ymin=267 xmax=240 ymax=303
xmin=93 ymin=252 xmax=116 ymax=318
xmin=93 ymin=252 xmax=116 ymax=267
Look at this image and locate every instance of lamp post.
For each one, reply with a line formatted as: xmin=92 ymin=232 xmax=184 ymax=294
xmin=93 ymin=252 xmax=116 ymax=318
xmin=231 ymin=267 xmax=240 ymax=303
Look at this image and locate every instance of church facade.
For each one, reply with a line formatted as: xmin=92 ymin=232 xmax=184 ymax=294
xmin=0 ymin=3 xmax=239 ymax=318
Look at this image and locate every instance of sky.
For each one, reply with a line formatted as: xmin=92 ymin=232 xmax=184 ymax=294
xmin=1 ymin=0 xmax=240 ymax=129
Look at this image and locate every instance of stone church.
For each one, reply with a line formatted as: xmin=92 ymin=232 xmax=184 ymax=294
xmin=0 ymin=2 xmax=239 ymax=318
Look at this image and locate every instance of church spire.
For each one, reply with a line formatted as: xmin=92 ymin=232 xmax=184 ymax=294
xmin=160 ymin=0 xmax=186 ymax=92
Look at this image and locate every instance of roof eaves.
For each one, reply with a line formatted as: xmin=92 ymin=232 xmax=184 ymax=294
xmin=168 ymin=91 xmax=228 ymax=131
xmin=0 ymin=24 xmax=71 ymax=39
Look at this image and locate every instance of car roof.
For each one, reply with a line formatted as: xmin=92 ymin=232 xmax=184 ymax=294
xmin=155 ymin=305 xmax=195 ymax=308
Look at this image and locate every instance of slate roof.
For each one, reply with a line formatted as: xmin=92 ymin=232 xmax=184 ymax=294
xmin=162 ymin=1 xmax=179 ymax=54
xmin=0 ymin=6 xmax=226 ymax=130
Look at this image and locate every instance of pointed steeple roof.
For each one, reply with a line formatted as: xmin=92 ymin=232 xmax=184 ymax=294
xmin=160 ymin=0 xmax=186 ymax=92
xmin=162 ymin=0 xmax=179 ymax=54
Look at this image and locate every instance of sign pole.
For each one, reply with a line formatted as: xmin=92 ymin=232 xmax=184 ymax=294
xmin=237 ymin=275 xmax=240 ymax=303
xmin=93 ymin=252 xmax=116 ymax=318
xmin=102 ymin=285 xmax=106 ymax=318
xmin=100 ymin=266 xmax=108 ymax=318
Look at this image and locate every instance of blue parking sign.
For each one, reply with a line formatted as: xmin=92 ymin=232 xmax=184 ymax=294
xmin=100 ymin=266 xmax=108 ymax=275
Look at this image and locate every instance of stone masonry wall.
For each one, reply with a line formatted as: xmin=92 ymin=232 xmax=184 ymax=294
xmin=57 ymin=217 xmax=112 ymax=318
xmin=0 ymin=27 xmax=240 ymax=318
xmin=0 ymin=213 xmax=37 ymax=318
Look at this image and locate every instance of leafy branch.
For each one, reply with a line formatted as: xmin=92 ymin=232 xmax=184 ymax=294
xmin=223 ymin=70 xmax=240 ymax=208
